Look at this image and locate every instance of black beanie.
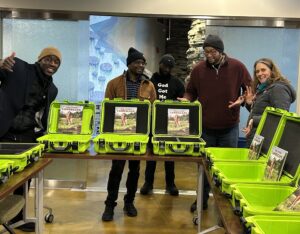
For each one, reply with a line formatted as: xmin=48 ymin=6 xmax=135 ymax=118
xmin=126 ymin=47 xmax=146 ymax=66
xmin=203 ymin=34 xmax=224 ymax=53
xmin=159 ymin=54 xmax=175 ymax=67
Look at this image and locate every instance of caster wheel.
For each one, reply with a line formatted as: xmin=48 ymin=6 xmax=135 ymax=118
xmin=193 ymin=216 xmax=198 ymax=225
xmin=45 ymin=213 xmax=54 ymax=223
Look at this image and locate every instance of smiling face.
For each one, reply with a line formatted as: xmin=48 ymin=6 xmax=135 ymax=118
xmin=204 ymin=46 xmax=222 ymax=64
xmin=255 ymin=62 xmax=271 ymax=84
xmin=39 ymin=55 xmax=60 ymax=76
xmin=127 ymin=59 xmax=146 ymax=76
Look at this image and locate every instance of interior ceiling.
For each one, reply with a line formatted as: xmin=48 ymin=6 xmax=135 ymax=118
xmin=1 ymin=9 xmax=300 ymax=28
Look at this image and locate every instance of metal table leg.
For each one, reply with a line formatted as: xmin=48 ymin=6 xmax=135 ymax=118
xmin=197 ymin=162 xmax=222 ymax=234
xmin=35 ymin=169 xmax=44 ymax=234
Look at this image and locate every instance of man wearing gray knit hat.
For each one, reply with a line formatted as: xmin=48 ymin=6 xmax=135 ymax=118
xmin=178 ymin=34 xmax=252 ymax=213
xmin=202 ymin=34 xmax=224 ymax=53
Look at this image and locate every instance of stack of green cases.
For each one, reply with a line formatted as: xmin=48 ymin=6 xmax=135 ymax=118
xmin=206 ymin=108 xmax=288 ymax=168
xmin=151 ymin=100 xmax=205 ymax=156
xmin=38 ymin=101 xmax=95 ymax=153
xmin=211 ymin=112 xmax=300 ymax=196
xmin=230 ymin=114 xmax=300 ymax=218
xmin=245 ymin=215 xmax=300 ymax=234
xmin=0 ymin=143 xmax=44 ymax=172
xmin=94 ymin=99 xmax=151 ymax=155
xmin=0 ymin=160 xmax=15 ymax=184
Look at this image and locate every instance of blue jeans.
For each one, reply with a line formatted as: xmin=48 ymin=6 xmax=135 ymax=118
xmin=201 ymin=124 xmax=239 ymax=204
xmin=202 ymin=124 xmax=239 ymax=148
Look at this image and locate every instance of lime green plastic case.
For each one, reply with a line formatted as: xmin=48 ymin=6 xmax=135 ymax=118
xmin=0 ymin=160 xmax=15 ymax=184
xmin=93 ymin=99 xmax=151 ymax=155
xmin=151 ymin=100 xmax=205 ymax=156
xmin=37 ymin=101 xmax=95 ymax=153
xmin=211 ymin=112 xmax=300 ymax=196
xmin=245 ymin=215 xmax=300 ymax=234
xmin=206 ymin=108 xmax=288 ymax=167
xmin=0 ymin=143 xmax=44 ymax=172
xmin=231 ymin=180 xmax=300 ymax=218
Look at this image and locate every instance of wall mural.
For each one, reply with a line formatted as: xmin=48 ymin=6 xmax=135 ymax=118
xmin=89 ymin=16 xmax=127 ymax=102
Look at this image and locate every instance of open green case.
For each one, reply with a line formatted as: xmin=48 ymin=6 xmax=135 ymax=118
xmin=37 ymin=101 xmax=95 ymax=153
xmin=245 ymin=215 xmax=300 ymax=234
xmin=231 ymin=179 xmax=300 ymax=219
xmin=93 ymin=98 xmax=151 ymax=155
xmin=206 ymin=107 xmax=288 ymax=168
xmin=211 ymin=112 xmax=300 ymax=196
xmin=151 ymin=100 xmax=205 ymax=156
xmin=0 ymin=143 xmax=44 ymax=172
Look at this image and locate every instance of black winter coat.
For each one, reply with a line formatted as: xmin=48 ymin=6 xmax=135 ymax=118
xmin=0 ymin=58 xmax=57 ymax=137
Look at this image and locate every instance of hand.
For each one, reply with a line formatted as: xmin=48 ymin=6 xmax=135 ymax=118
xmin=0 ymin=52 xmax=16 ymax=72
xmin=177 ymin=97 xmax=189 ymax=102
xmin=244 ymin=86 xmax=255 ymax=105
xmin=228 ymin=96 xmax=244 ymax=109
xmin=242 ymin=119 xmax=253 ymax=137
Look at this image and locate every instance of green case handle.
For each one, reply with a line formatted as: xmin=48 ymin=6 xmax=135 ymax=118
xmin=168 ymin=144 xmax=189 ymax=153
xmin=49 ymin=142 xmax=72 ymax=152
xmin=108 ymin=142 xmax=131 ymax=152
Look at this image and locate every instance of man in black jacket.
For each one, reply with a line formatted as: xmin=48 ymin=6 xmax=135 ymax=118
xmin=0 ymin=47 xmax=61 ymax=232
xmin=140 ymin=54 xmax=185 ymax=196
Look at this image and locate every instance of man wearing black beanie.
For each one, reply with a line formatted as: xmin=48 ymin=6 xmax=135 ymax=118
xmin=102 ymin=47 xmax=156 ymax=222
xmin=126 ymin=47 xmax=146 ymax=66
xmin=178 ymin=34 xmax=252 ymax=212
xmin=140 ymin=54 xmax=185 ymax=196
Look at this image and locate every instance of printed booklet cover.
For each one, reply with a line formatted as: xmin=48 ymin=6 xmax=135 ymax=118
xmin=248 ymin=134 xmax=264 ymax=160
xmin=113 ymin=106 xmax=137 ymax=133
xmin=263 ymin=146 xmax=288 ymax=181
xmin=57 ymin=104 xmax=84 ymax=134
xmin=167 ymin=108 xmax=190 ymax=135
xmin=274 ymin=186 xmax=300 ymax=211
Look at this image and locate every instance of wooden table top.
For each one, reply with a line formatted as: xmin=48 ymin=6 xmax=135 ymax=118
xmin=43 ymin=150 xmax=205 ymax=162
xmin=0 ymin=158 xmax=52 ymax=199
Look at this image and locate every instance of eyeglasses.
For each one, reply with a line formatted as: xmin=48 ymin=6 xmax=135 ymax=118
xmin=204 ymin=49 xmax=219 ymax=56
xmin=133 ymin=61 xmax=147 ymax=66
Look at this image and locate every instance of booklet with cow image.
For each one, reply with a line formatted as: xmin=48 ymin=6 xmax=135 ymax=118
xmin=263 ymin=146 xmax=288 ymax=181
xmin=248 ymin=134 xmax=264 ymax=160
xmin=167 ymin=108 xmax=190 ymax=136
xmin=273 ymin=186 xmax=300 ymax=211
xmin=57 ymin=104 xmax=84 ymax=134
xmin=113 ymin=106 xmax=137 ymax=133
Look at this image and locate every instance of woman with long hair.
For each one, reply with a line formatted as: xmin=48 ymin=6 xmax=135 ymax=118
xmin=245 ymin=58 xmax=296 ymax=146
xmin=231 ymin=58 xmax=296 ymax=146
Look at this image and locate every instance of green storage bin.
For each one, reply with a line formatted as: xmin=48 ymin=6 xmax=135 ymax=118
xmin=206 ymin=107 xmax=288 ymax=167
xmin=211 ymin=113 xmax=300 ymax=196
xmin=232 ymin=183 xmax=300 ymax=218
xmin=37 ymin=101 xmax=95 ymax=153
xmin=245 ymin=215 xmax=300 ymax=234
xmin=0 ymin=160 xmax=16 ymax=184
xmin=151 ymin=100 xmax=205 ymax=156
xmin=93 ymin=99 xmax=151 ymax=155
xmin=0 ymin=143 xmax=44 ymax=172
